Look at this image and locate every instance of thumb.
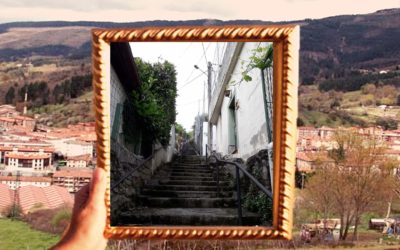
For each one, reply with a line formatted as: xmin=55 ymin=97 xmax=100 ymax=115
xmin=88 ymin=167 xmax=107 ymax=207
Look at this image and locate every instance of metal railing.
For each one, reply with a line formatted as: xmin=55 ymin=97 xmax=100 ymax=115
xmin=111 ymin=147 xmax=163 ymax=190
xmin=208 ymin=151 xmax=273 ymax=225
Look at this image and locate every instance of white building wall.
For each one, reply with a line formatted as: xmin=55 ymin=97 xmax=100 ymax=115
xmin=216 ymin=102 xmax=230 ymax=155
xmin=214 ymin=42 xmax=270 ymax=160
xmin=1 ymin=181 xmax=51 ymax=190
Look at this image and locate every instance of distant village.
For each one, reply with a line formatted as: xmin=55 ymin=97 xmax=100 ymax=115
xmin=0 ymin=104 xmax=96 ymax=214
xmin=296 ymin=126 xmax=400 ymax=174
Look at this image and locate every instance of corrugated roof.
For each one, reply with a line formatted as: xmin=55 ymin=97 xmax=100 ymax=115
xmin=18 ymin=185 xmax=73 ymax=213
xmin=0 ymin=184 xmax=14 ymax=211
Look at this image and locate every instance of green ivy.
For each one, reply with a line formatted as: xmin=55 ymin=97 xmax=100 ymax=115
xmin=242 ymin=160 xmax=273 ymax=225
xmin=242 ymin=45 xmax=273 ymax=82
xmin=123 ymin=58 xmax=177 ymax=153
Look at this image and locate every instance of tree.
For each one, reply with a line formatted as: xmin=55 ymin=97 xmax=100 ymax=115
xmin=304 ymin=131 xmax=397 ymax=240
xmin=376 ymin=117 xmax=398 ymax=130
xmin=5 ymin=86 xmax=15 ymax=104
xmin=124 ymin=58 xmax=178 ymax=156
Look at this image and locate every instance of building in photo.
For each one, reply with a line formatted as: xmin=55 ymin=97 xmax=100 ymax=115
xmin=52 ymin=168 xmax=92 ymax=193
xmin=4 ymin=149 xmax=53 ymax=173
xmin=0 ymin=175 xmax=51 ymax=189
xmin=209 ymin=42 xmax=273 ymax=161
xmin=66 ymin=154 xmax=92 ymax=168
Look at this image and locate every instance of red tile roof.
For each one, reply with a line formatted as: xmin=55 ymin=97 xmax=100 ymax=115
xmin=0 ymin=184 xmax=14 ymax=212
xmin=53 ymin=168 xmax=93 ymax=178
xmin=5 ymin=151 xmax=51 ymax=160
xmin=66 ymin=154 xmax=91 ymax=162
xmin=0 ymin=146 xmax=54 ymax=153
xmin=14 ymin=116 xmax=34 ymax=121
xmin=18 ymin=185 xmax=73 ymax=213
xmin=0 ymin=176 xmax=51 ymax=183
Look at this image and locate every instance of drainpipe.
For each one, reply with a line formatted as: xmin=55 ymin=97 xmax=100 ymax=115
xmin=261 ymin=69 xmax=274 ymax=192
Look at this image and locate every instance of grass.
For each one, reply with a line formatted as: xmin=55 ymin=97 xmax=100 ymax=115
xmin=299 ymin=110 xmax=352 ymax=127
xmin=0 ymin=218 xmax=59 ymax=250
xmin=299 ymin=85 xmax=400 ymax=128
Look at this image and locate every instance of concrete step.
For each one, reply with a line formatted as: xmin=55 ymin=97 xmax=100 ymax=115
xmin=144 ymin=184 xmax=232 ymax=192
xmin=166 ymin=172 xmax=214 ymax=177
xmin=170 ymin=166 xmax=211 ymax=171
xmin=139 ymin=196 xmax=235 ymax=208
xmin=173 ymin=163 xmax=208 ymax=167
xmin=159 ymin=179 xmax=229 ymax=186
xmin=168 ymin=175 xmax=214 ymax=181
xmin=169 ymin=168 xmax=212 ymax=174
xmin=119 ymin=208 xmax=261 ymax=226
xmin=140 ymin=189 xmax=233 ymax=198
xmin=170 ymin=169 xmax=213 ymax=174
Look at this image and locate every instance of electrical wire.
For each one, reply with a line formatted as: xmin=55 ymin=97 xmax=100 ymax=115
xmin=179 ymin=73 xmax=204 ymax=90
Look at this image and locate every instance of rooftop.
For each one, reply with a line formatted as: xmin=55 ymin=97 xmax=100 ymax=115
xmin=0 ymin=184 xmax=73 ymax=214
xmin=5 ymin=151 xmax=51 ymax=160
xmin=0 ymin=176 xmax=52 ymax=182
xmin=53 ymin=168 xmax=93 ymax=178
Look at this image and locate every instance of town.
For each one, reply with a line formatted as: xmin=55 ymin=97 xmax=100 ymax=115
xmin=296 ymin=125 xmax=400 ymax=174
xmin=0 ymin=104 xmax=95 ymax=214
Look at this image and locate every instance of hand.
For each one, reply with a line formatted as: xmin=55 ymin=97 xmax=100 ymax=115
xmin=50 ymin=167 xmax=108 ymax=250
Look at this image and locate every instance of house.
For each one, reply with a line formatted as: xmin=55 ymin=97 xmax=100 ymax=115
xmin=0 ymin=105 xmax=20 ymax=117
xmin=296 ymin=151 xmax=334 ymax=173
xmin=52 ymin=168 xmax=93 ymax=193
xmin=43 ymin=138 xmax=93 ymax=158
xmin=0 ymin=140 xmax=54 ymax=166
xmin=209 ymin=42 xmax=273 ymax=161
xmin=4 ymin=149 xmax=53 ymax=173
xmin=0 ymin=176 xmax=51 ymax=189
xmin=66 ymin=154 xmax=92 ymax=168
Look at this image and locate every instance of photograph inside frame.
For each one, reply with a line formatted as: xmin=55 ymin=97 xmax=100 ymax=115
xmin=110 ymin=41 xmax=274 ymax=227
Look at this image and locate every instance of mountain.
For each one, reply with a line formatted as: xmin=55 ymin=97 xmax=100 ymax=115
xmin=299 ymin=8 xmax=400 ymax=89
xmin=0 ymin=9 xmax=399 ymax=127
xmin=0 ymin=9 xmax=399 ymax=86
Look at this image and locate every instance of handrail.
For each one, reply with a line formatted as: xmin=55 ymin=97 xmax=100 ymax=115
xmin=111 ymin=147 xmax=163 ymax=190
xmin=208 ymin=153 xmax=272 ymax=225
xmin=205 ymin=144 xmax=210 ymax=163
xmin=209 ymin=154 xmax=272 ymax=198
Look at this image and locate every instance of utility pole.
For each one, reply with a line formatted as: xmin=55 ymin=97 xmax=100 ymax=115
xmin=11 ymin=171 xmax=20 ymax=220
xmin=207 ymin=62 xmax=212 ymax=152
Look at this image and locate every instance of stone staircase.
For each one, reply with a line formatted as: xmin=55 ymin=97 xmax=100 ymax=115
xmin=119 ymin=152 xmax=261 ymax=226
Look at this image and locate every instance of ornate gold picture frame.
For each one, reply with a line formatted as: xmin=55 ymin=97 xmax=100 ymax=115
xmin=92 ymin=25 xmax=299 ymax=240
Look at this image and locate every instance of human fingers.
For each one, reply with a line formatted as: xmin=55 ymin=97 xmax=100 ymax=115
xmin=73 ymin=184 xmax=90 ymax=214
xmin=88 ymin=167 xmax=107 ymax=207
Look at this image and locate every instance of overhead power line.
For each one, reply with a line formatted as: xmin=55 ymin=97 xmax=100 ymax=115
xmin=179 ymin=73 xmax=204 ymax=90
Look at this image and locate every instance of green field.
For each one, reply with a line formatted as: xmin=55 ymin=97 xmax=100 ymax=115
xmin=0 ymin=218 xmax=59 ymax=250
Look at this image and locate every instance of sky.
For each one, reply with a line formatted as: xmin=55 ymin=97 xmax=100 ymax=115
xmin=130 ymin=42 xmax=227 ymax=131
xmin=0 ymin=0 xmax=399 ymax=23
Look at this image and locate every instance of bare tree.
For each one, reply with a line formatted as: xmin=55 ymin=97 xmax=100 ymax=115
xmin=304 ymin=130 xmax=397 ymax=241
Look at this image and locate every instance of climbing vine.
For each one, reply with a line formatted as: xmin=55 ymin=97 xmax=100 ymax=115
xmin=229 ymin=44 xmax=273 ymax=86
xmin=242 ymin=152 xmax=273 ymax=225
xmin=123 ymin=58 xmax=177 ymax=155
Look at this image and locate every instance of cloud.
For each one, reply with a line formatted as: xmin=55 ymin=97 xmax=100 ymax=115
xmin=0 ymin=0 xmax=145 ymax=12
xmin=0 ymin=0 xmax=399 ymax=23
xmin=159 ymin=0 xmax=235 ymax=18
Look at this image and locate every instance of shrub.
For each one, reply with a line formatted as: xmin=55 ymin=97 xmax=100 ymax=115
xmin=2 ymin=204 xmax=22 ymax=219
xmin=376 ymin=117 xmax=398 ymax=130
xmin=361 ymin=83 xmax=376 ymax=94
xmin=51 ymin=208 xmax=72 ymax=227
